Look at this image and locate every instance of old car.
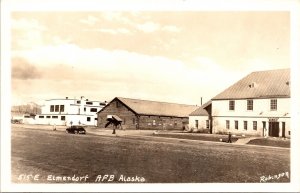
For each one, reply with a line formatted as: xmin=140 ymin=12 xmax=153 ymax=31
xmin=66 ymin=126 xmax=86 ymax=134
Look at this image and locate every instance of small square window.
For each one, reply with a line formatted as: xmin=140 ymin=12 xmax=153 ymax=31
xmin=247 ymin=100 xmax=253 ymax=111
xmin=235 ymin=121 xmax=238 ymax=130
xmin=253 ymin=121 xmax=257 ymax=130
xmin=87 ymin=117 xmax=91 ymax=122
xmin=195 ymin=120 xmax=199 ymax=128
xmin=270 ymin=99 xmax=277 ymax=111
xmin=55 ymin=105 xmax=59 ymax=112
xmin=206 ymin=120 xmax=209 ymax=129
xmin=244 ymin=121 xmax=247 ymax=130
xmin=60 ymin=105 xmax=64 ymax=112
xmin=50 ymin=105 xmax=54 ymax=112
xmin=229 ymin=100 xmax=235 ymax=111
xmin=226 ymin=120 xmax=230 ymax=129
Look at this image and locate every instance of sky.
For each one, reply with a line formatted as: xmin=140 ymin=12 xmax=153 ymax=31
xmin=10 ymin=11 xmax=290 ymax=106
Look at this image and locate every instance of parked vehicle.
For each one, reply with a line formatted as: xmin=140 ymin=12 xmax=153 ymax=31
xmin=66 ymin=126 xmax=86 ymax=134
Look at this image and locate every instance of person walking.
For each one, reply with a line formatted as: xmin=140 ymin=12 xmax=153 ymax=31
xmin=227 ymin=132 xmax=232 ymax=143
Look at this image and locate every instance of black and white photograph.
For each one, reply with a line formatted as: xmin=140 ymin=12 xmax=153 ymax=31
xmin=1 ymin=0 xmax=300 ymax=192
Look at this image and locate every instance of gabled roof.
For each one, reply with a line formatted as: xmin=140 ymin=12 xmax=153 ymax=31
xmin=105 ymin=97 xmax=198 ymax=118
xmin=212 ymin=69 xmax=290 ymax=100
xmin=189 ymin=101 xmax=211 ymax=116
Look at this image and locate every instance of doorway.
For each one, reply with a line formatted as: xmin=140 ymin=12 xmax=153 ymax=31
xmin=262 ymin=121 xmax=266 ymax=136
xmin=269 ymin=122 xmax=279 ymax=137
xmin=282 ymin=122 xmax=286 ymax=138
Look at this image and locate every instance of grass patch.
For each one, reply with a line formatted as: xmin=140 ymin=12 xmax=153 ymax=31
xmin=247 ymin=138 xmax=290 ymax=148
xmin=154 ymin=133 xmax=239 ymax=143
xmin=12 ymin=126 xmax=290 ymax=183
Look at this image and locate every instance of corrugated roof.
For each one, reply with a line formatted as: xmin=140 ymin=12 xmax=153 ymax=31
xmin=189 ymin=101 xmax=211 ymax=116
xmin=212 ymin=69 xmax=290 ymax=100
xmin=116 ymin=97 xmax=198 ymax=117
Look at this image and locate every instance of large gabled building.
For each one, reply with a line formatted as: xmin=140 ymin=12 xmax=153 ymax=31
xmin=97 ymin=97 xmax=198 ymax=130
xmin=209 ymin=69 xmax=290 ymax=137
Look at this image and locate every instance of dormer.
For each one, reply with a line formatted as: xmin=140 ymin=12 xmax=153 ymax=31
xmin=248 ymin=82 xmax=256 ymax=88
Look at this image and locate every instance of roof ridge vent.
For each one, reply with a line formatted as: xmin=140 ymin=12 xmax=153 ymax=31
xmin=286 ymin=81 xmax=290 ymax=86
xmin=248 ymin=82 xmax=256 ymax=88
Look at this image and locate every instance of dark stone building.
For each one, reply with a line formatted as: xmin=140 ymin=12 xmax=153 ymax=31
xmin=97 ymin=97 xmax=198 ymax=130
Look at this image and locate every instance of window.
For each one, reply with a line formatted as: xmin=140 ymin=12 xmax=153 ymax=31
xmin=87 ymin=117 xmax=91 ymax=122
xmin=229 ymin=100 xmax=235 ymax=111
xmin=50 ymin=105 xmax=54 ymax=112
xmin=253 ymin=121 xmax=257 ymax=130
xmin=86 ymin=101 xmax=93 ymax=105
xmin=46 ymin=116 xmax=51 ymax=118
xmin=61 ymin=116 xmax=65 ymax=121
xmin=270 ymin=99 xmax=277 ymax=111
xmin=247 ymin=100 xmax=253 ymax=111
xmin=226 ymin=120 xmax=230 ymax=129
xmin=132 ymin=118 xmax=136 ymax=124
xmin=152 ymin=120 xmax=156 ymax=126
xmin=195 ymin=120 xmax=199 ymax=129
xmin=55 ymin=105 xmax=59 ymax=112
xmin=60 ymin=105 xmax=64 ymax=112
xmin=39 ymin=116 xmax=44 ymax=118
xmin=244 ymin=121 xmax=247 ymax=130
xmin=77 ymin=100 xmax=81 ymax=104
xmin=235 ymin=121 xmax=238 ymax=130
xmin=90 ymin=108 xmax=98 ymax=112
xmin=206 ymin=120 xmax=209 ymax=129
xmin=289 ymin=131 xmax=290 ymax=135
xmin=116 ymin=101 xmax=120 ymax=108
xmin=84 ymin=107 xmax=86 ymax=112
xmin=52 ymin=116 xmax=58 ymax=119
xmin=95 ymin=118 xmax=98 ymax=120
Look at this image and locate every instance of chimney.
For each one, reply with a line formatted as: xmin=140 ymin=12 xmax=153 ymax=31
xmin=66 ymin=97 xmax=68 ymax=99
xmin=201 ymin=97 xmax=203 ymax=106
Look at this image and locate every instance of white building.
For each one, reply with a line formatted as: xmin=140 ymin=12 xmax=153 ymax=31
xmin=189 ymin=101 xmax=210 ymax=132
xmin=208 ymin=69 xmax=290 ymax=137
xmin=34 ymin=96 xmax=106 ymax=126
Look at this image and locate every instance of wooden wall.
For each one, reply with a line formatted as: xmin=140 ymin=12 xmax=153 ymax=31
xmin=97 ymin=98 xmax=189 ymax=130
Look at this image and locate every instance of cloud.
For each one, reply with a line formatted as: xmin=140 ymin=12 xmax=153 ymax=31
xmin=100 ymin=12 xmax=181 ymax=34
xmin=11 ymin=57 xmax=41 ymax=80
xmin=137 ymin=22 xmax=181 ymax=33
xmin=85 ymin=28 xmax=131 ymax=35
xmin=162 ymin=25 xmax=182 ymax=33
xmin=137 ymin=21 xmax=160 ymax=33
xmin=79 ymin=15 xmax=99 ymax=26
xmin=11 ymin=43 xmax=232 ymax=105
xmin=11 ymin=18 xmax=47 ymax=49
xmin=11 ymin=18 xmax=46 ymax=31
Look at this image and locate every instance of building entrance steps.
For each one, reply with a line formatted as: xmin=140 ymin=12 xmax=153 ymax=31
xmin=234 ymin=137 xmax=261 ymax=144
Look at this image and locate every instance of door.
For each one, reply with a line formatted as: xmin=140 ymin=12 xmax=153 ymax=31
xmin=282 ymin=122 xmax=286 ymax=138
xmin=269 ymin=122 xmax=279 ymax=137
